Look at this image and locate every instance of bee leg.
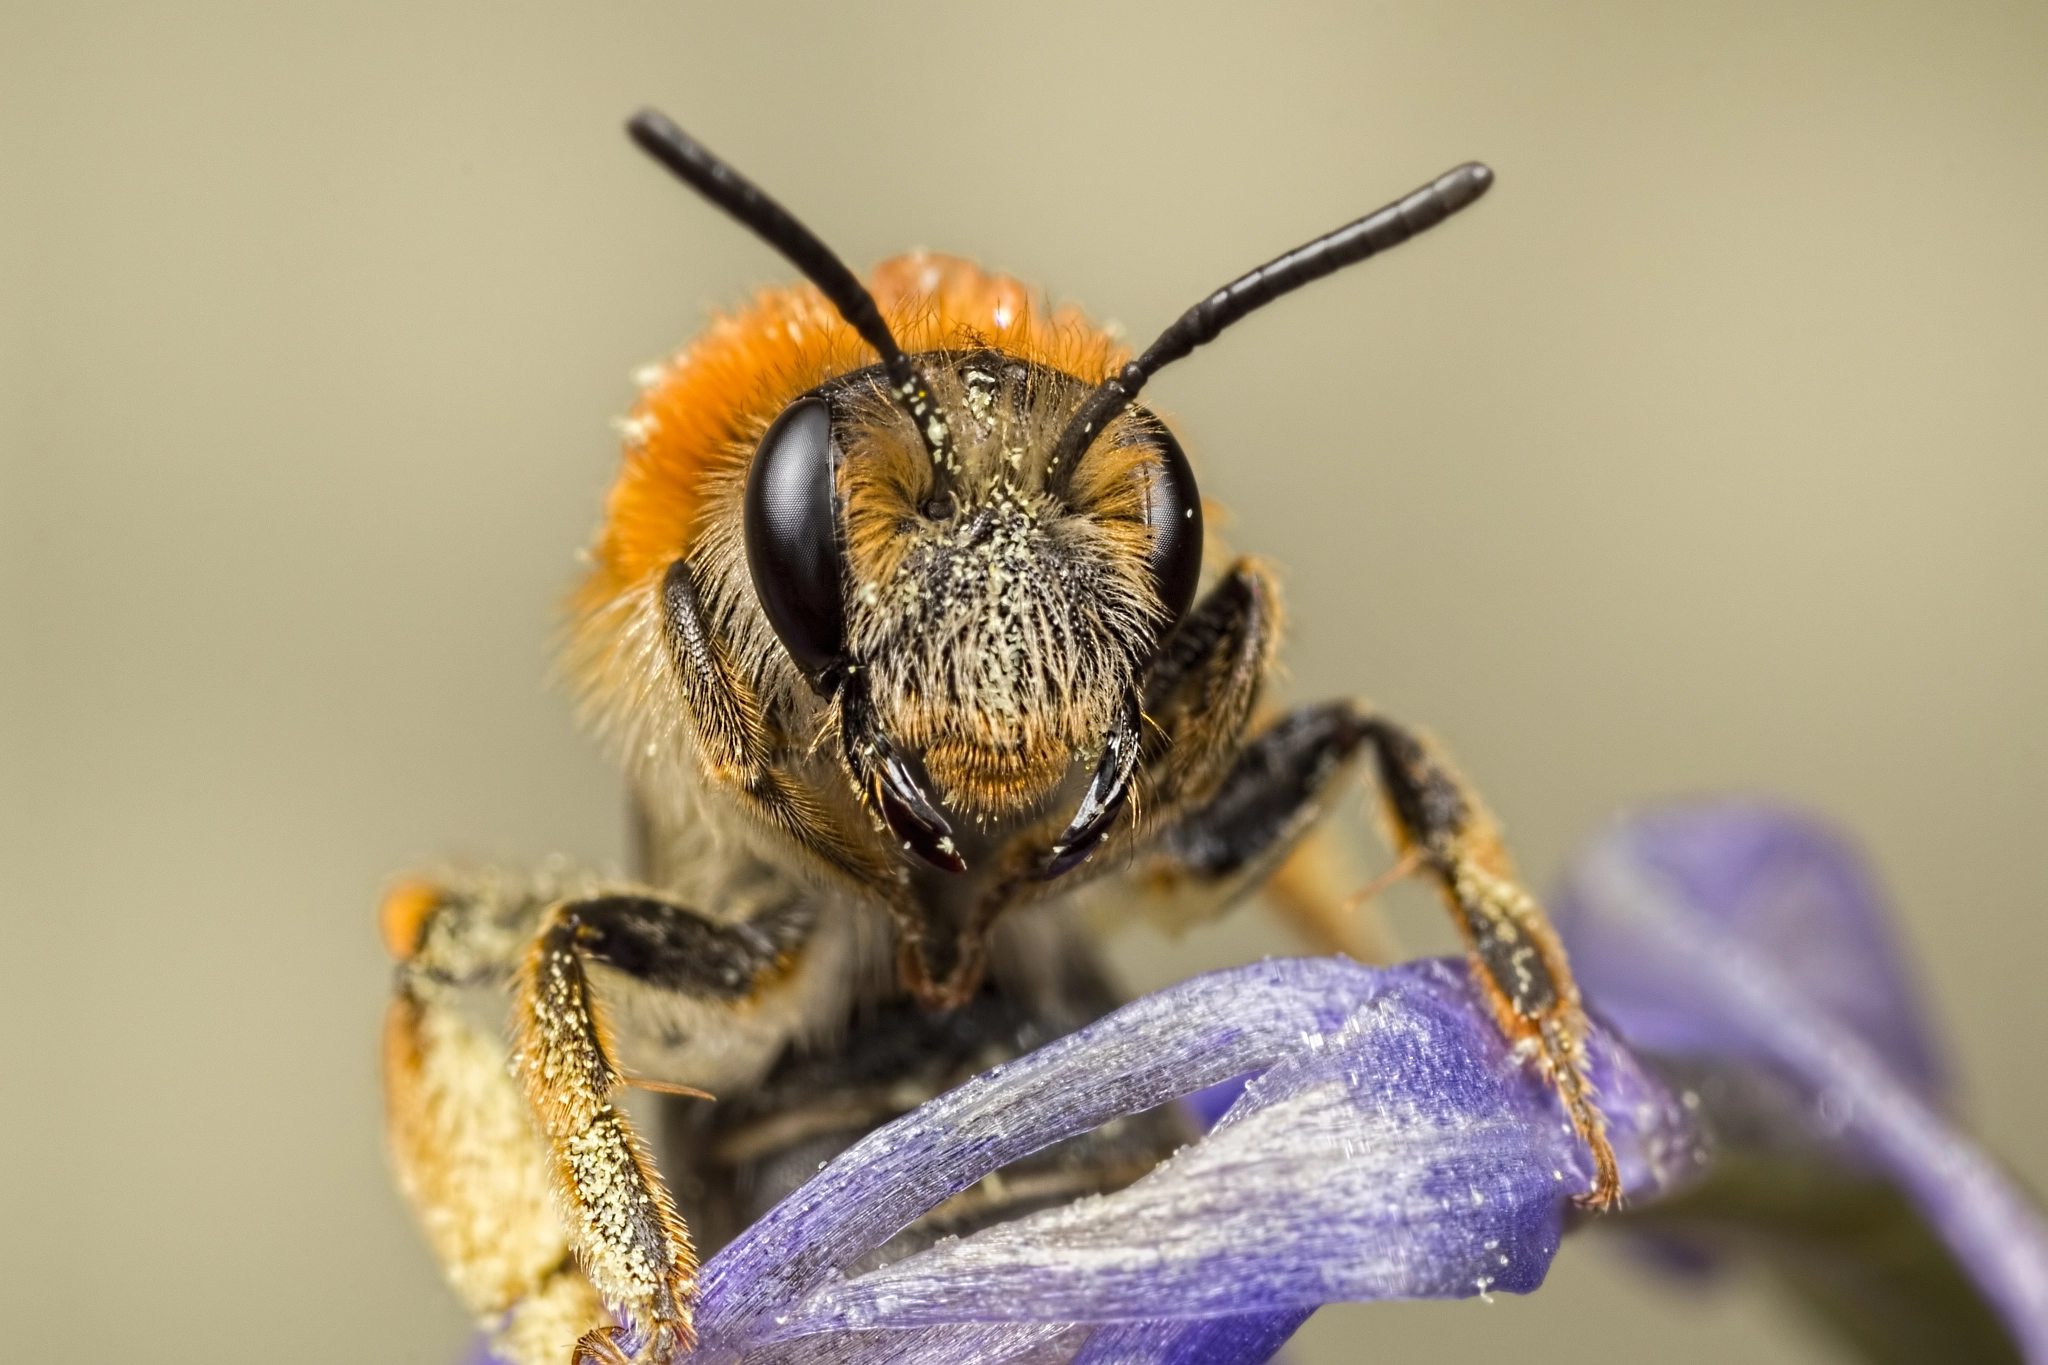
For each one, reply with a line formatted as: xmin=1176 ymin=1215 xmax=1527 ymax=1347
xmin=662 ymin=558 xmax=890 ymax=883
xmin=1151 ymin=702 xmax=1385 ymax=952
xmin=1353 ymin=714 xmax=1621 ymax=1210
xmin=514 ymin=891 xmax=814 ymax=1362
xmin=1162 ymin=702 xmax=1366 ymax=880
xmin=384 ymin=875 xmax=815 ymax=1363
xmin=382 ymin=876 xmax=615 ymax=1365
xmin=386 ymin=987 xmax=612 ymax=1364
xmin=1131 ymin=563 xmax=1376 ymax=952
xmin=1139 ymin=560 xmax=1280 ymax=816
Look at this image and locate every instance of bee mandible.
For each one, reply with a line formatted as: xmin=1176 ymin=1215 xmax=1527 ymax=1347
xmin=380 ymin=108 xmax=1617 ymax=1365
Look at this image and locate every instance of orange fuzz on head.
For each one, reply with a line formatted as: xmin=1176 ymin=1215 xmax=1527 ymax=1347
xmin=576 ymin=255 xmax=1125 ymax=634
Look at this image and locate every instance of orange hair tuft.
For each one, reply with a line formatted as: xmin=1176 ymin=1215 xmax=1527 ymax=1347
xmin=574 ymin=254 xmax=1126 ymax=626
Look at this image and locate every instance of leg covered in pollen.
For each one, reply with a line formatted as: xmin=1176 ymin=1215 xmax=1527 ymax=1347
xmin=1356 ymin=714 xmax=1621 ymax=1210
xmin=384 ymin=986 xmax=611 ymax=1362
xmin=515 ymin=903 xmax=700 ymax=1364
xmin=382 ymin=875 xmax=815 ymax=1363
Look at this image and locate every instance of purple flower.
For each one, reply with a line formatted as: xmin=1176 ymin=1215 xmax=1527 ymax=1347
xmin=674 ymin=956 xmax=1702 ymax=1364
xmin=1552 ymin=801 xmax=2048 ymax=1363
xmin=469 ymin=801 xmax=2048 ymax=1364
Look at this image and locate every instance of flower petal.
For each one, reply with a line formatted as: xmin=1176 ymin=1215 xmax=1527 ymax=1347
xmin=1553 ymin=804 xmax=2048 ymax=1362
xmin=1554 ymin=800 xmax=1945 ymax=1100
xmin=688 ymin=957 xmax=1703 ymax=1363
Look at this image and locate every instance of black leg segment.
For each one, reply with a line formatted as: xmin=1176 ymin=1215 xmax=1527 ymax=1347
xmin=556 ymin=894 xmax=813 ymax=1002
xmin=1353 ymin=716 xmax=1473 ymax=861
xmin=1163 ymin=702 xmax=1368 ymax=880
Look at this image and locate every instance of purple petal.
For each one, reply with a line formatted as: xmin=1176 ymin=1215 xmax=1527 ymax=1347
xmin=1554 ymin=800 xmax=1945 ymax=1101
xmin=685 ymin=957 xmax=1703 ymax=1363
xmin=1553 ymin=803 xmax=2048 ymax=1361
xmin=1180 ymin=1073 xmax=1252 ymax=1132
xmin=1065 ymin=1309 xmax=1314 ymax=1365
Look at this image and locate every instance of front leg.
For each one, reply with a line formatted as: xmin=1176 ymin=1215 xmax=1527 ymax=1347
xmin=1163 ymin=702 xmax=1367 ymax=887
xmin=1129 ymin=565 xmax=1382 ymax=957
xmin=517 ymin=892 xmax=812 ymax=1363
xmin=1153 ymin=706 xmax=1620 ymax=1207
xmin=1356 ymin=715 xmax=1621 ymax=1209
xmin=384 ymin=875 xmax=813 ymax=1364
xmin=1128 ymin=575 xmax=1620 ymax=1206
xmin=1139 ymin=703 xmax=1377 ymax=961
xmin=384 ymin=873 xmax=610 ymax=1365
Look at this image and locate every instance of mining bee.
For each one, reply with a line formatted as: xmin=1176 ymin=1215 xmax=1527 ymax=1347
xmin=380 ymin=108 xmax=1617 ymax=1365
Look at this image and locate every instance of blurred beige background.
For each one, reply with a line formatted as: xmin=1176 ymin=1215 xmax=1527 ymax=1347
xmin=3 ymin=2 xmax=2044 ymax=1362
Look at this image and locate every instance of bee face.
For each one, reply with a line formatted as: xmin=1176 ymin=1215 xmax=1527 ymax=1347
xmin=570 ymin=114 xmax=1488 ymax=1003
xmin=747 ymin=351 xmax=1197 ymax=823
xmin=572 ymin=255 xmax=1200 ymax=923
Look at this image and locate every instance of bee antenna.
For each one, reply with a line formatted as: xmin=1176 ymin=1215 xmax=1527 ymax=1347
xmin=1047 ymin=161 xmax=1495 ymax=483
xmin=627 ymin=108 xmax=954 ymax=465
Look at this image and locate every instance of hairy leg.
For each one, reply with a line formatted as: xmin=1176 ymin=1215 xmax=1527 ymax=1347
xmin=384 ymin=874 xmax=816 ymax=1364
xmin=1126 ymin=567 xmax=1382 ymax=949
xmin=662 ymin=558 xmax=886 ymax=884
xmin=1130 ymin=583 xmax=1620 ymax=1205
xmin=1125 ymin=706 xmax=1384 ymax=962
xmin=518 ymin=891 xmax=816 ymax=1361
xmin=1355 ymin=714 xmax=1620 ymax=1209
xmin=1163 ymin=704 xmax=1366 ymax=881
xmin=383 ymin=875 xmax=612 ymax=1364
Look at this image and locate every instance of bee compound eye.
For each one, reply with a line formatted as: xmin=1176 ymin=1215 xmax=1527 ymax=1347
xmin=1139 ymin=421 xmax=1204 ymax=630
xmin=743 ymin=396 xmax=847 ymax=686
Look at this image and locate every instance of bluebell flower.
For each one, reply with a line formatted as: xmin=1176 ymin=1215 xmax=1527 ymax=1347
xmin=1552 ymin=802 xmax=2048 ymax=1363
xmin=471 ymin=802 xmax=2048 ymax=1364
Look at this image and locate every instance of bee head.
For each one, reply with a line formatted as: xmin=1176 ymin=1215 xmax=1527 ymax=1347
xmin=621 ymin=108 xmax=1488 ymax=914
xmin=744 ymin=352 xmax=1202 ymax=827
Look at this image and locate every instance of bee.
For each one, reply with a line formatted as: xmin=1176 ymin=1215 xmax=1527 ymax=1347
xmin=380 ymin=107 xmax=1617 ymax=1365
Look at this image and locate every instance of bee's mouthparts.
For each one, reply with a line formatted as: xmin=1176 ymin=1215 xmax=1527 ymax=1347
xmin=1036 ymin=691 xmax=1141 ymax=880
xmin=837 ymin=679 xmax=1141 ymax=881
